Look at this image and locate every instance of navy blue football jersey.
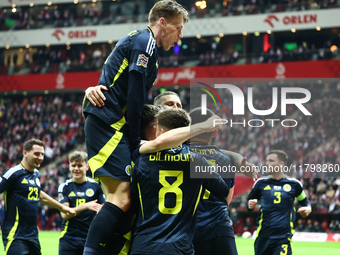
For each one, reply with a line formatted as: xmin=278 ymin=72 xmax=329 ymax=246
xmin=247 ymin=176 xmax=310 ymax=240
xmin=83 ymin=27 xmax=159 ymax=146
xmin=131 ymin=144 xmax=230 ymax=255
xmin=0 ymin=164 xmax=41 ymax=251
xmin=58 ymin=178 xmax=105 ymax=241
xmin=189 ymin=143 xmax=236 ymax=243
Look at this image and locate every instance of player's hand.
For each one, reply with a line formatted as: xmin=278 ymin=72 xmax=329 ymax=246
xmin=86 ymin=85 xmax=107 ymax=107
xmin=86 ymin=200 xmax=103 ymax=212
xmin=297 ymin=206 xmax=312 ymax=218
xmin=203 ymin=115 xmax=223 ymax=132
xmin=248 ymin=199 xmax=258 ymax=210
xmin=60 ymin=204 xmax=76 ymax=216
xmin=240 ymin=157 xmax=258 ymax=181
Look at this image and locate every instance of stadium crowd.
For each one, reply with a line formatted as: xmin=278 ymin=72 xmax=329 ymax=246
xmin=0 ymin=93 xmax=85 ymax=174
xmin=0 ymin=35 xmax=337 ymax=76
xmin=0 ymin=0 xmax=338 ymax=31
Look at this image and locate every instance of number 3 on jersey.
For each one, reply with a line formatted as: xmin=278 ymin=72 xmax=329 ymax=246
xmin=280 ymin=244 xmax=288 ymax=255
xmin=158 ymin=170 xmax=183 ymax=215
xmin=274 ymin=192 xmax=281 ymax=204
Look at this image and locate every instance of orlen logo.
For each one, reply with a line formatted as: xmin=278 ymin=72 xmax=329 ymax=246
xmin=52 ymin=29 xmax=97 ymax=41
xmin=264 ymin=14 xmax=317 ymax=28
xmin=264 ymin=15 xmax=279 ymax=28
xmin=52 ymin=29 xmax=65 ymax=41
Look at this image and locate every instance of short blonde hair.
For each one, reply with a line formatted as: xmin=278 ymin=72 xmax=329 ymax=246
xmin=69 ymin=151 xmax=88 ymax=163
xmin=149 ymin=0 xmax=188 ymax=26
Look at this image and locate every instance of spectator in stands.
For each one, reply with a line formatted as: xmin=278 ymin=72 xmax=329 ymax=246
xmin=328 ymin=220 xmax=340 ymax=233
xmin=39 ymin=205 xmax=49 ymax=230
xmin=229 ymin=207 xmax=240 ymax=223
xmin=295 ymin=219 xmax=305 ymax=232
xmin=305 ymin=219 xmax=314 ymax=232
xmin=312 ymin=221 xmax=324 ymax=232
xmin=326 ymin=186 xmax=335 ymax=198
xmin=243 ymin=217 xmax=253 ymax=233
xmin=52 ymin=212 xmax=62 ymax=231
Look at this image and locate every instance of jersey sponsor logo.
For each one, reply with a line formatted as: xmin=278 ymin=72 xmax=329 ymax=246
xmin=137 ymin=54 xmax=148 ymax=68
xmin=77 ymin=192 xmax=85 ymax=197
xmin=283 ymin=184 xmax=291 ymax=192
xmin=274 ymin=185 xmax=282 ymax=190
xmin=29 ymin=180 xmax=35 ymax=185
xmin=86 ymin=189 xmax=94 ymax=197
xmin=21 ymin=178 xmax=28 ymax=184
xmin=68 ymin=191 xmax=76 ymax=197
xmin=36 ymin=178 xmax=40 ymax=187
xmin=125 ymin=165 xmax=132 ymax=176
xmin=264 ymin=185 xmax=271 ymax=190
xmin=58 ymin=193 xmax=64 ymax=202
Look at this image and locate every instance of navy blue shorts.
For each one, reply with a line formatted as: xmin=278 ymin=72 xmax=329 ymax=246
xmin=59 ymin=238 xmax=85 ymax=255
xmin=254 ymin=238 xmax=292 ymax=255
xmin=104 ymin=234 xmax=131 ymax=255
xmin=85 ymin=114 xmax=132 ymax=182
xmin=6 ymin=238 xmax=41 ymax=255
xmin=193 ymin=235 xmax=238 ymax=255
xmin=83 ymin=234 xmax=131 ymax=255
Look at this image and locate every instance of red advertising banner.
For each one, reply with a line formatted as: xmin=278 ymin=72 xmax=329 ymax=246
xmin=155 ymin=59 xmax=340 ymax=86
xmin=326 ymin=233 xmax=340 ymax=242
xmin=0 ymin=60 xmax=339 ymax=92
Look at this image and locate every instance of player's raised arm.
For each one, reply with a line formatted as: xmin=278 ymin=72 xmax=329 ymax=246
xmin=139 ymin=114 xmax=223 ymax=154
xmin=220 ymin=150 xmax=258 ymax=180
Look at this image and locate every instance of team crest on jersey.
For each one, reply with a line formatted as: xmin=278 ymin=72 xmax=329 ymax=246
xmin=125 ymin=165 xmax=132 ymax=176
xmin=137 ymin=54 xmax=148 ymax=68
xmin=36 ymin=178 xmax=40 ymax=187
xmin=86 ymin=189 xmax=94 ymax=197
xmin=77 ymin=192 xmax=85 ymax=197
xmin=283 ymin=184 xmax=291 ymax=192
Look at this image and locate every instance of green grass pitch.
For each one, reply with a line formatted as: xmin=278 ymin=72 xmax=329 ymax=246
xmin=1 ymin=231 xmax=340 ymax=255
